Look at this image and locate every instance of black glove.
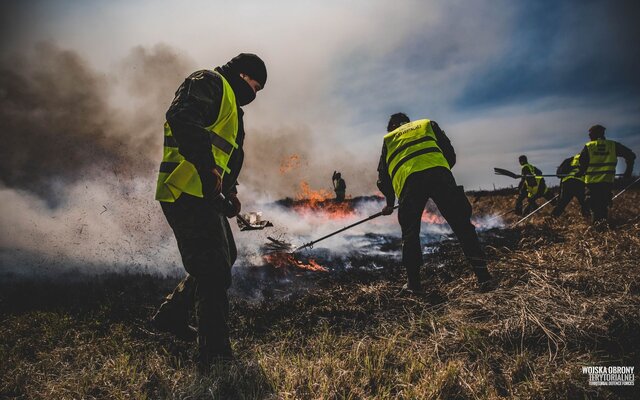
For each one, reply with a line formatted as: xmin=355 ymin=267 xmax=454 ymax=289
xmin=198 ymin=168 xmax=222 ymax=199
xmin=381 ymin=205 xmax=395 ymax=215
xmin=225 ymin=193 xmax=241 ymax=218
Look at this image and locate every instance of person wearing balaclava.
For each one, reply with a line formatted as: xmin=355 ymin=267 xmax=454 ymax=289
xmin=152 ymin=53 xmax=267 ymax=370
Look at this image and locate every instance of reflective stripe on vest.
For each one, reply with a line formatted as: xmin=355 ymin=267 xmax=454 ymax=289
xmin=522 ymin=163 xmax=544 ymax=197
xmin=155 ymin=71 xmax=238 ymax=202
xmin=383 ymin=119 xmax=450 ymax=197
xmin=561 ymin=154 xmax=584 ymax=183
xmin=585 ymin=139 xmax=617 ymax=184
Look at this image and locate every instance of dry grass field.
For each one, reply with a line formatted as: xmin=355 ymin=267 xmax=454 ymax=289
xmin=1 ymin=187 xmax=639 ymax=399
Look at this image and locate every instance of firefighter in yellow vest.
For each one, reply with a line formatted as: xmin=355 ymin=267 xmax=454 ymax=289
xmin=151 ymin=53 xmax=267 ymax=369
xmin=514 ymin=155 xmax=555 ymax=215
xmin=551 ymin=154 xmax=589 ymax=218
xmin=578 ymin=124 xmax=635 ymax=224
xmin=377 ymin=113 xmax=493 ymax=293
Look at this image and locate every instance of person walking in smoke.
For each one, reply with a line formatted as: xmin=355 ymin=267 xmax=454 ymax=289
xmin=514 ymin=155 xmax=555 ymax=215
xmin=151 ymin=53 xmax=267 ymax=369
xmin=332 ymin=171 xmax=346 ymax=201
xmin=551 ymin=154 xmax=589 ymax=218
xmin=577 ymin=124 xmax=635 ymax=225
xmin=377 ymin=113 xmax=493 ymax=293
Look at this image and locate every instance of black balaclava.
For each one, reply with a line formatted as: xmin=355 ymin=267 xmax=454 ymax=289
xmin=218 ymin=53 xmax=267 ymax=106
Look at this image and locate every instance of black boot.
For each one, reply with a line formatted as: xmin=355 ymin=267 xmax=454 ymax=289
xmin=197 ymin=335 xmax=233 ymax=373
xmin=151 ymin=306 xmax=197 ymax=342
xmin=473 ymin=267 xmax=497 ymax=291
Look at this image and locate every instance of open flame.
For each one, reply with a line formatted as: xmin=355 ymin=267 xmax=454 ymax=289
xmin=293 ymin=181 xmax=355 ymax=219
xmin=421 ymin=210 xmax=445 ymax=224
xmin=279 ymin=154 xmax=302 ymax=174
xmin=295 ymin=181 xmax=333 ymax=203
xmin=263 ymin=251 xmax=328 ymax=272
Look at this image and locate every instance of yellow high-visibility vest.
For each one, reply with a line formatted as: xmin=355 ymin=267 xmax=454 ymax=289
xmin=522 ymin=163 xmax=546 ymax=198
xmin=383 ymin=119 xmax=450 ymax=197
xmin=585 ymin=139 xmax=617 ymax=184
xmin=561 ymin=154 xmax=584 ymax=184
xmin=155 ymin=71 xmax=239 ymax=202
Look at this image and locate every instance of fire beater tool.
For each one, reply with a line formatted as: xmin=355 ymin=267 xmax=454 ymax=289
xmin=217 ymin=194 xmax=273 ymax=231
xmin=494 ymin=167 xmax=624 ymax=179
xmin=293 ymin=204 xmax=399 ymax=253
xmin=236 ymin=213 xmax=274 ymax=231
xmin=265 ymin=236 xmax=293 ymax=251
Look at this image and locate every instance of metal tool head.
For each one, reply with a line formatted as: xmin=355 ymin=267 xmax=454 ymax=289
xmin=236 ymin=213 xmax=273 ymax=231
xmin=494 ymin=167 xmax=521 ymax=179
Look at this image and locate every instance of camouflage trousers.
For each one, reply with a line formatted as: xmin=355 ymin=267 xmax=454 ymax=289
xmin=156 ymin=193 xmax=237 ymax=360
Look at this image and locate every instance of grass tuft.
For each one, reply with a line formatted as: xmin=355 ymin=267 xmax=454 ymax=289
xmin=1 ymin=188 xmax=639 ymax=398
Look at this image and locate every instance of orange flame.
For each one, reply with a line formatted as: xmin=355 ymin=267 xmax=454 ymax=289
xmin=295 ymin=181 xmax=333 ymax=202
xmin=279 ymin=154 xmax=302 ymax=174
xmin=263 ymin=252 xmax=328 ymax=272
xmin=421 ymin=210 xmax=446 ymax=224
xmin=293 ymin=181 xmax=355 ymax=219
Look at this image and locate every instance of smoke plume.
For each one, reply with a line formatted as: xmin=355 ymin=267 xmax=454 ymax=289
xmin=0 ymin=42 xmax=502 ymax=283
xmin=0 ymin=43 xmax=193 ymax=278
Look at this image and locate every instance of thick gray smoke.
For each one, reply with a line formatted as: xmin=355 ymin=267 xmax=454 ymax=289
xmin=0 ymin=43 xmax=194 ymax=279
xmin=0 ymin=42 xmax=502 ymax=283
xmin=0 ymin=42 xmax=123 ymax=202
xmin=0 ymin=42 xmax=194 ymax=201
xmin=0 ymin=42 xmax=367 ymax=280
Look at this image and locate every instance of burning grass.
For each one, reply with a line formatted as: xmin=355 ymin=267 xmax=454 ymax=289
xmin=262 ymin=251 xmax=328 ymax=272
xmin=291 ymin=181 xmax=357 ymax=219
xmin=1 ymin=188 xmax=639 ymax=399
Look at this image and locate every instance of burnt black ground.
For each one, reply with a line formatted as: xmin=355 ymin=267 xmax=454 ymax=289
xmin=2 ymin=188 xmax=639 ymax=399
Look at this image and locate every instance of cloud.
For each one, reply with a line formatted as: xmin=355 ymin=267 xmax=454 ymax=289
xmin=0 ymin=1 xmax=638 ymax=279
xmin=457 ymin=0 xmax=640 ymax=108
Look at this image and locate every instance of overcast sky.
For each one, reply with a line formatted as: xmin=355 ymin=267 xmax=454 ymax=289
xmin=2 ymin=0 xmax=639 ymax=195
xmin=1 ymin=0 xmax=639 ymax=274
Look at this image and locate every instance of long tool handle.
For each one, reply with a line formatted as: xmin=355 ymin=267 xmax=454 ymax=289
xmin=217 ymin=193 xmax=252 ymax=227
xmin=512 ymin=194 xmax=559 ymax=226
xmin=494 ymin=167 xmax=623 ymax=179
xmin=294 ymin=205 xmax=399 ymax=252
xmin=497 ymin=173 xmax=625 ymax=178
xmin=486 ymin=209 xmax=514 ymax=223
xmin=612 ymin=176 xmax=640 ymax=200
